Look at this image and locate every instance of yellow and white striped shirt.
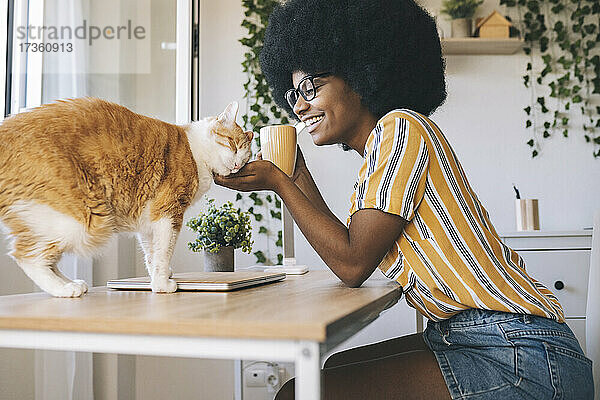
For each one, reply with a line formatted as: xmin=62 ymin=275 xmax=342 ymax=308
xmin=347 ymin=109 xmax=564 ymax=322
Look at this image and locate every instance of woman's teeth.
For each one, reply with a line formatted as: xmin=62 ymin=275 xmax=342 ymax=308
xmin=306 ymin=115 xmax=324 ymax=126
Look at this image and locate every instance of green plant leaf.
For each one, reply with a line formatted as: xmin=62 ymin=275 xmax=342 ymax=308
xmin=186 ymin=198 xmax=253 ymax=254
xmin=254 ymin=250 xmax=267 ymax=264
xmin=542 ymin=54 xmax=552 ymax=64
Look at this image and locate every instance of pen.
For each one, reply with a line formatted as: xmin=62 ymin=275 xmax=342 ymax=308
xmin=512 ymin=184 xmax=521 ymax=199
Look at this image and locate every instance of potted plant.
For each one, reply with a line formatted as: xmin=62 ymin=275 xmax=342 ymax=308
xmin=440 ymin=0 xmax=483 ymax=38
xmin=187 ymin=198 xmax=253 ymax=272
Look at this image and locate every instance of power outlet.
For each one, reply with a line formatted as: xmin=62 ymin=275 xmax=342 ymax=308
xmin=245 ymin=369 xmax=266 ymax=387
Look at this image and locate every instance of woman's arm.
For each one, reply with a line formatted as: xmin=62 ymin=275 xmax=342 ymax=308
xmin=262 ymin=146 xmax=338 ymax=222
xmin=290 ymin=167 xmax=339 ymax=222
xmin=214 ymin=161 xmax=406 ymax=286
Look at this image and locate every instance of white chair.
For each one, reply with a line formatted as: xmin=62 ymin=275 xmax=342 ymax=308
xmin=586 ymin=210 xmax=600 ymax=399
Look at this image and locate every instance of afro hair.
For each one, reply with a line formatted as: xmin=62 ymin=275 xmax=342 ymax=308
xmin=259 ymin=0 xmax=447 ymax=121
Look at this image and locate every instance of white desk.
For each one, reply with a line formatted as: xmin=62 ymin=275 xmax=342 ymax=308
xmin=500 ymin=230 xmax=593 ymax=351
xmin=0 ymin=270 xmax=401 ymax=400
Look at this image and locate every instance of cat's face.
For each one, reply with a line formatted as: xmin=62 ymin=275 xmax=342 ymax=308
xmin=209 ymin=102 xmax=253 ymax=176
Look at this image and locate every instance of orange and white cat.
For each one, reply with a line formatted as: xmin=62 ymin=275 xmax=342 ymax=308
xmin=0 ymin=97 xmax=252 ymax=297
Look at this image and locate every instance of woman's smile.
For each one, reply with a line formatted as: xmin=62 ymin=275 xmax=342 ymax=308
xmin=306 ymin=115 xmax=325 ymax=133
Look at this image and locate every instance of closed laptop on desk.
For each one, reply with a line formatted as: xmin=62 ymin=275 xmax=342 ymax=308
xmin=107 ymin=271 xmax=286 ymax=291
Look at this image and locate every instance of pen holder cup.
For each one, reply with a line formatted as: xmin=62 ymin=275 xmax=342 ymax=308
xmin=515 ymin=199 xmax=540 ymax=231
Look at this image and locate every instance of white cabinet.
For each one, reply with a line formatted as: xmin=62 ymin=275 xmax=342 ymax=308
xmin=500 ymin=231 xmax=592 ymax=353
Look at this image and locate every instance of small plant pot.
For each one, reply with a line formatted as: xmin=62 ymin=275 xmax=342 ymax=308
xmin=204 ymin=246 xmax=234 ymax=272
xmin=451 ymin=18 xmax=472 ymax=37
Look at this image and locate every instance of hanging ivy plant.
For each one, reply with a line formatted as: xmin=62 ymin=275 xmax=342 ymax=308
xmin=500 ymin=0 xmax=600 ymax=158
xmin=237 ymin=0 xmax=291 ymax=265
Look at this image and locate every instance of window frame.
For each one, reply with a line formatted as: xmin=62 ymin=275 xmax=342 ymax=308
xmin=5 ymin=0 xmax=191 ymax=120
xmin=1 ymin=0 xmax=11 ymax=119
xmin=4 ymin=0 xmax=46 ymax=116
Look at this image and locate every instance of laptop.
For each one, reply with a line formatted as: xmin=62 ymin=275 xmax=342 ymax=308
xmin=107 ymin=271 xmax=286 ymax=292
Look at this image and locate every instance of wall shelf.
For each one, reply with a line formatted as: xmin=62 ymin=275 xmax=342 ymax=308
xmin=441 ymin=38 xmax=524 ymax=55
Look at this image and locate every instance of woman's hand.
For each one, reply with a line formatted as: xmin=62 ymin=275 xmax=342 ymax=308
xmin=256 ymin=145 xmax=307 ymax=183
xmin=213 ymin=159 xmax=287 ymax=192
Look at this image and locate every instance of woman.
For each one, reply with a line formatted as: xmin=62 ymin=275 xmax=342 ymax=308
xmin=214 ymin=0 xmax=594 ymax=398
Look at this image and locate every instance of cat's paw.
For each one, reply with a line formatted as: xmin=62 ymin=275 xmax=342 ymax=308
xmin=72 ymin=279 xmax=89 ymax=293
xmin=49 ymin=281 xmax=87 ymax=297
xmin=151 ymin=278 xmax=178 ymax=293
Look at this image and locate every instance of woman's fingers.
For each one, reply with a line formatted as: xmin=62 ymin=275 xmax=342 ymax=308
xmin=213 ymin=160 xmax=281 ymax=192
xmin=214 ymin=173 xmax=252 ymax=191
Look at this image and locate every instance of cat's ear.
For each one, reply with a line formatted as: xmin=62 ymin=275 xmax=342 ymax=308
xmin=244 ymin=130 xmax=254 ymax=141
xmin=217 ymin=101 xmax=239 ymax=125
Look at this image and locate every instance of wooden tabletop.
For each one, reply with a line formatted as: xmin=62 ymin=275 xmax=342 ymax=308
xmin=0 ymin=271 xmax=402 ymax=341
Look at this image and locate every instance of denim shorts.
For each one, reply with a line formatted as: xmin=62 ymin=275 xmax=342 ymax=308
xmin=422 ymin=308 xmax=594 ymax=399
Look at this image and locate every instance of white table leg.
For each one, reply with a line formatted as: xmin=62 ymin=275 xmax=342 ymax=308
xmin=296 ymin=341 xmax=321 ymax=400
xmin=234 ymin=359 xmax=243 ymax=400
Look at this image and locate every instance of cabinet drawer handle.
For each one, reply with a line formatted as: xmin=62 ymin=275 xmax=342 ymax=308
xmin=554 ymin=281 xmax=565 ymax=290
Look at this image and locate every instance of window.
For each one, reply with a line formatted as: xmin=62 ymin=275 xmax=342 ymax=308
xmin=2 ymin=0 xmax=193 ymax=122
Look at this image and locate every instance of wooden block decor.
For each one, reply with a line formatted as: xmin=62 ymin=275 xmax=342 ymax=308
xmin=475 ymin=10 xmax=511 ymax=39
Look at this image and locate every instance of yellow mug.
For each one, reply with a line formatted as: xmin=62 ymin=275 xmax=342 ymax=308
xmin=259 ymin=125 xmax=297 ymax=177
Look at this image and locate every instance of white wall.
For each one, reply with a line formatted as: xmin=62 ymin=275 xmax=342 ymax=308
xmin=426 ymin=0 xmax=600 ymax=232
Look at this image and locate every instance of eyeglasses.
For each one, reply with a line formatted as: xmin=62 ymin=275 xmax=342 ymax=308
xmin=285 ymin=72 xmax=330 ymax=109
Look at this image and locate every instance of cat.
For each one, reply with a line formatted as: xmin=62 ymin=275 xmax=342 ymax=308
xmin=0 ymin=97 xmax=252 ymax=297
